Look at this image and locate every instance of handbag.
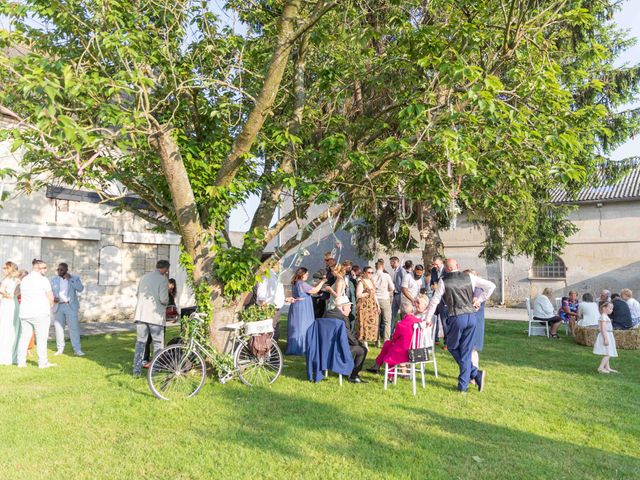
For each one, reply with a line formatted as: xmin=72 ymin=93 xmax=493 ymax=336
xmin=407 ymin=347 xmax=430 ymax=363
xmin=166 ymin=305 xmax=179 ymax=321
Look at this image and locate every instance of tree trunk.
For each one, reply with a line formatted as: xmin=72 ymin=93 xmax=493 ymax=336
xmin=420 ymin=205 xmax=445 ymax=267
xmin=209 ymin=291 xmax=240 ymax=353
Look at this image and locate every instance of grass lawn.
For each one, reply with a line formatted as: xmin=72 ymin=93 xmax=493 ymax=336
xmin=0 ymin=320 xmax=639 ymax=480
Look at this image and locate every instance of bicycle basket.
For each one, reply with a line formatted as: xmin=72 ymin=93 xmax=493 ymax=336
xmin=244 ymin=319 xmax=274 ymax=336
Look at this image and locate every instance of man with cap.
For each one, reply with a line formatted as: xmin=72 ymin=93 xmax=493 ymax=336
xmin=424 ymin=258 xmax=495 ymax=393
xmin=323 ymin=295 xmax=368 ymax=383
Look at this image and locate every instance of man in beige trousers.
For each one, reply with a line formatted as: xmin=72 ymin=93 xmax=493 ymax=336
xmin=133 ymin=260 xmax=169 ymax=376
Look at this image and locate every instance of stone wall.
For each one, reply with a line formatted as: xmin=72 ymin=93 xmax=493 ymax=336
xmin=380 ymin=200 xmax=640 ymax=306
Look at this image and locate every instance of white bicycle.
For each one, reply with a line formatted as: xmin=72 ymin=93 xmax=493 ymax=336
xmin=147 ymin=313 xmax=283 ymax=400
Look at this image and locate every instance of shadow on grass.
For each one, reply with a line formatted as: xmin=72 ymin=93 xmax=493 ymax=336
xmin=193 ymin=386 xmax=639 ymax=479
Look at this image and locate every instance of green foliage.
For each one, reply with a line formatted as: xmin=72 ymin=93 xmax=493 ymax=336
xmin=238 ymin=304 xmax=276 ymax=323
xmin=179 ymin=250 xmax=212 ymax=343
xmin=0 ymin=0 xmax=638 ymax=303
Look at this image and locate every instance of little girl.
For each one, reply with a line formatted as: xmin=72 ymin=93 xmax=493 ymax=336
xmin=593 ymin=301 xmax=618 ymax=374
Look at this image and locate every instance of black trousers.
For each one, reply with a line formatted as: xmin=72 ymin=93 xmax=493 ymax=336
xmin=350 ymin=344 xmax=367 ymax=378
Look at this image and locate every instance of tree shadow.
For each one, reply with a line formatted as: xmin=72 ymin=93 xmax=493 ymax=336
xmin=188 ymin=386 xmax=639 ymax=479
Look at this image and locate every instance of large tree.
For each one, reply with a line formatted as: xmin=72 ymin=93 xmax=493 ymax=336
xmin=1 ymin=0 xmax=638 ymax=347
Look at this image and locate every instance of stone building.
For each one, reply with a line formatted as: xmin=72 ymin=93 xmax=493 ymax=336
xmin=0 ymin=113 xmax=365 ymax=321
xmin=0 ymin=114 xmax=191 ymax=321
xmin=382 ymin=162 xmax=640 ymax=305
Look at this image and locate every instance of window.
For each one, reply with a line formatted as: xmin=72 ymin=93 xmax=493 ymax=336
xmin=531 ymin=255 xmax=566 ymax=279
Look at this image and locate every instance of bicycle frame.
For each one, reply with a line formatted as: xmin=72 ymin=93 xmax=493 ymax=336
xmin=181 ymin=324 xmax=249 ymax=383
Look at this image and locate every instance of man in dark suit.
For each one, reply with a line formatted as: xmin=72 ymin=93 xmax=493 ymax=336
xmin=610 ymin=293 xmax=633 ymax=330
xmin=430 ymin=255 xmax=447 ymax=344
xmin=323 ymin=296 xmax=368 ymax=383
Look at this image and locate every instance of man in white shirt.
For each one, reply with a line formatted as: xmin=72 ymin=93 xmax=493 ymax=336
xmin=372 ymin=259 xmax=395 ymax=344
xmin=425 ymin=259 xmax=495 ymax=393
xmin=16 ymin=259 xmax=56 ymax=368
xmin=401 ymin=263 xmax=425 ymax=309
xmin=51 ymin=262 xmax=85 ymax=356
xmin=256 ymin=260 xmax=293 ymax=341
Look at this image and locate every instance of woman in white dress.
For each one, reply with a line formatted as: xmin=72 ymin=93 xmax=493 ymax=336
xmin=593 ymin=301 xmax=618 ymax=374
xmin=324 ymin=264 xmax=346 ymax=311
xmin=0 ymin=261 xmax=20 ymax=365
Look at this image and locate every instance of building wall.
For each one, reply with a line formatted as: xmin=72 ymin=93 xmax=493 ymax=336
xmin=379 ymin=201 xmax=640 ymax=306
xmin=0 ymin=135 xmax=191 ymax=321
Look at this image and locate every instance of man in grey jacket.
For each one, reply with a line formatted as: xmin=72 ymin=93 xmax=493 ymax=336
xmin=133 ymin=260 xmax=170 ymax=376
xmin=51 ymin=262 xmax=85 ymax=356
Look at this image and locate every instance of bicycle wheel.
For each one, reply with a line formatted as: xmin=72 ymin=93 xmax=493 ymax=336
xmin=148 ymin=344 xmax=206 ymax=400
xmin=234 ymin=339 xmax=283 ymax=387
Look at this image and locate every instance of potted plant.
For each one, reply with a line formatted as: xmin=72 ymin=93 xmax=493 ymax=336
xmin=238 ymin=304 xmax=276 ymax=336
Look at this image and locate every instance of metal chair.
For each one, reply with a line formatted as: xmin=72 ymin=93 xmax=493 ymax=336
xmin=384 ymin=321 xmax=431 ymax=395
xmin=527 ymin=297 xmax=549 ymax=337
xmin=323 ymin=369 xmax=343 ymax=386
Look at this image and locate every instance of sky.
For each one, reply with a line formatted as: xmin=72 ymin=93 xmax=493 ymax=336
xmin=610 ymin=1 xmax=640 ymax=160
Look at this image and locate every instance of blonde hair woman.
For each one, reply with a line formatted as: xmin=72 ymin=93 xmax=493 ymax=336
xmin=324 ymin=264 xmax=346 ymax=311
xmin=620 ymin=289 xmax=640 ymax=328
xmin=0 ymin=261 xmax=20 ymax=365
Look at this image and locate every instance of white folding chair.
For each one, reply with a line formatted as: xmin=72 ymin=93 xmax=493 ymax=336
xmin=384 ymin=321 xmax=430 ymax=395
xmin=323 ymin=370 xmax=343 ymax=386
xmin=527 ymin=298 xmax=549 ymax=337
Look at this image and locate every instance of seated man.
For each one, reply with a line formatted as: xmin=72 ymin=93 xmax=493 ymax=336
xmin=366 ymin=303 xmax=424 ymax=373
xmin=610 ymin=293 xmax=633 ymax=330
xmin=532 ymin=288 xmax=563 ymax=338
xmin=323 ymin=296 xmax=368 ymax=383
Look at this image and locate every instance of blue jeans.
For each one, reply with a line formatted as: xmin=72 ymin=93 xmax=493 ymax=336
xmin=446 ymin=313 xmax=479 ymax=391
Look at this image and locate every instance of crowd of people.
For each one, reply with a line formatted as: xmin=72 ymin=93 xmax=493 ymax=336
xmin=282 ymin=253 xmax=496 ymax=393
xmin=532 ymin=287 xmax=640 ymax=336
xmin=532 ymin=286 xmax=639 ymax=373
xmin=0 ymin=259 xmax=84 ymax=369
xmin=3 ymin=253 xmax=633 ymax=383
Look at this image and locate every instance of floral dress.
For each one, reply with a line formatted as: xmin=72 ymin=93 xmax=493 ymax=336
xmin=356 ymin=280 xmax=379 ymax=343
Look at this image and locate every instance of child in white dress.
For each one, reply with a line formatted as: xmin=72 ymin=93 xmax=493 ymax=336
xmin=593 ymin=301 xmax=618 ymax=374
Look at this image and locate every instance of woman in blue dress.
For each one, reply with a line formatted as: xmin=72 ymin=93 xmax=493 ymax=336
xmin=286 ymin=267 xmax=327 ymax=355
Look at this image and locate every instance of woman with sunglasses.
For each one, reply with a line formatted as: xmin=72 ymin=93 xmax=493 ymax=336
xmin=356 ymin=267 xmax=380 ymax=348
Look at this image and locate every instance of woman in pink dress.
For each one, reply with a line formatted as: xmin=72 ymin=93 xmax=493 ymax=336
xmin=367 ymin=301 xmax=424 ymax=372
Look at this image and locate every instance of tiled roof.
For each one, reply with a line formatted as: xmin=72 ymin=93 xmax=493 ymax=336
xmin=550 ymin=160 xmax=640 ymax=204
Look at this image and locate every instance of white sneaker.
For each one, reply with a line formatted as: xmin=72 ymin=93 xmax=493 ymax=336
xmin=74 ymin=350 xmax=85 ymax=356
xmin=54 ymin=350 xmax=64 ymax=356
xmin=39 ymin=363 xmax=58 ymax=369
xmin=17 ymin=363 xmax=27 ymax=368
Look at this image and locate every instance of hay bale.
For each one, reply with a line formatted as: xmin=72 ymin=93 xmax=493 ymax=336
xmin=575 ymin=325 xmax=640 ymax=350
xmin=575 ymin=326 xmax=598 ymax=347
xmin=615 ymin=328 xmax=640 ymax=350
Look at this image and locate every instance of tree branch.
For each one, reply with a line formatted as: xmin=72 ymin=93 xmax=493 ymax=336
xmin=250 ymin=32 xmax=310 ymax=233
xmin=214 ymin=0 xmax=302 ymax=188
